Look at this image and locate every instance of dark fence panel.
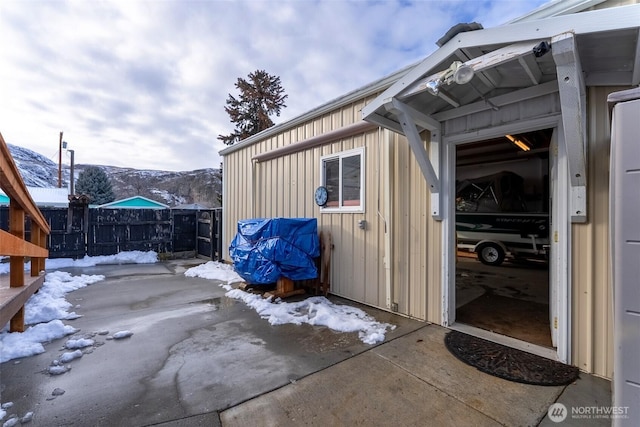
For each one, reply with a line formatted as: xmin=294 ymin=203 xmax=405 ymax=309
xmin=172 ymin=210 xmax=197 ymax=253
xmin=87 ymin=208 xmax=172 ymax=256
xmin=1 ymin=206 xmax=221 ymax=260
xmin=42 ymin=207 xmax=86 ymax=259
xmin=197 ymin=209 xmax=223 ymax=261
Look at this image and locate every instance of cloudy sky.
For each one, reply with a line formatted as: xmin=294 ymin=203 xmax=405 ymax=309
xmin=0 ymin=0 xmax=548 ymax=172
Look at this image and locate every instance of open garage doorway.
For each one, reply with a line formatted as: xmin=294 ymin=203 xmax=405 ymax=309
xmin=454 ymin=129 xmax=553 ymax=349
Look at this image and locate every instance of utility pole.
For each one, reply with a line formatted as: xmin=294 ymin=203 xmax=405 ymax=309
xmin=69 ymin=149 xmax=75 ymax=196
xmin=58 ymin=131 xmax=63 ymax=188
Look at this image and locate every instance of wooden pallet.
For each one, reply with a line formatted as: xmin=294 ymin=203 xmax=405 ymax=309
xmin=264 ymin=277 xmax=305 ymax=299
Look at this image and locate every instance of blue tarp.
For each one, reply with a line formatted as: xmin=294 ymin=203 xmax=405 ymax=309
xmin=229 ymin=218 xmax=320 ymax=285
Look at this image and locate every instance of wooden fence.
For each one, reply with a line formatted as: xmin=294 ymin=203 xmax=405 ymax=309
xmin=0 ymin=206 xmax=223 ymax=260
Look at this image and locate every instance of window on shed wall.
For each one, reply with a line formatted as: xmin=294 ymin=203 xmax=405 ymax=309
xmin=320 ymin=147 xmax=364 ymax=212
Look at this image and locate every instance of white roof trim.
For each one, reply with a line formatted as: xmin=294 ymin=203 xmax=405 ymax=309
xmin=362 ymin=4 xmax=640 ymax=122
xmin=505 ymin=0 xmax=606 ymax=24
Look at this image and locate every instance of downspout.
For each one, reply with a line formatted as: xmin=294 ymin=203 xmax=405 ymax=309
xmin=378 ymin=128 xmax=394 ymax=311
xmin=251 ymin=159 xmax=257 ymax=218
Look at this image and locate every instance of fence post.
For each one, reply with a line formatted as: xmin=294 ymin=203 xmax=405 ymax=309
xmin=215 ymin=209 xmax=223 ymax=261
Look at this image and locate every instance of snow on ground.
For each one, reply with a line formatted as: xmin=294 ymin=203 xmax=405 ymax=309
xmin=0 ymin=320 xmax=78 ymax=363
xmin=0 ymin=251 xmax=158 ymax=363
xmin=0 ymin=250 xmax=158 ymax=275
xmin=184 ymin=260 xmax=243 ymax=284
xmin=1 ymin=251 xmax=159 ymax=422
xmin=185 ymin=261 xmax=396 ymax=345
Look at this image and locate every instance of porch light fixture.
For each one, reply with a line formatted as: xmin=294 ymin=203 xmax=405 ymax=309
xmin=425 ymin=61 xmax=475 ymax=96
xmin=451 ymin=62 xmax=475 ymax=84
xmin=505 ymin=134 xmax=531 ymax=152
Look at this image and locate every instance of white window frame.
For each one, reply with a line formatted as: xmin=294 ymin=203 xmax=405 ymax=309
xmin=319 ymin=147 xmax=365 ymax=213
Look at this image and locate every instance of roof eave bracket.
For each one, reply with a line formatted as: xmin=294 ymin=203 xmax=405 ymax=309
xmin=553 ymin=32 xmax=587 ymax=223
xmin=386 ymin=99 xmax=442 ymax=219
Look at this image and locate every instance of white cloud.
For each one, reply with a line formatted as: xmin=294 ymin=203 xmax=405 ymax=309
xmin=0 ymin=0 xmax=547 ymax=171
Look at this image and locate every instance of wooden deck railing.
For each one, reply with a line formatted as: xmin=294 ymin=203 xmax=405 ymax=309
xmin=0 ymin=132 xmax=50 ymax=332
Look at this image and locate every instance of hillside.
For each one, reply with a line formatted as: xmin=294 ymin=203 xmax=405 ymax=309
xmin=7 ymin=144 xmax=222 ymax=208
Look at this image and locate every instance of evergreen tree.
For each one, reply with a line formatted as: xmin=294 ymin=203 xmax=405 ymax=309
xmin=75 ymin=166 xmax=116 ymax=205
xmin=218 ymin=69 xmax=288 ymax=145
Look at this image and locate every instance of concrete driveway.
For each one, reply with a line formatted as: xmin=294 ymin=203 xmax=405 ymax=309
xmin=0 ymin=260 xmax=610 ymax=426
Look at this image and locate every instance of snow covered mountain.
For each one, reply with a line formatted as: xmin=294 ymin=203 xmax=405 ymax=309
xmin=6 ymin=144 xmax=61 ymax=188
xmin=7 ymin=144 xmax=222 ymax=208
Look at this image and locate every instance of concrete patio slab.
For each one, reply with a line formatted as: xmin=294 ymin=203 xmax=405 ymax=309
xmin=0 ymin=260 xmax=613 ymax=426
xmin=539 ymin=374 xmax=613 ymax=426
xmin=220 ymin=349 xmax=501 ymax=427
xmin=0 ymin=261 xmax=423 ymax=426
xmin=372 ymin=326 xmax=564 ymax=426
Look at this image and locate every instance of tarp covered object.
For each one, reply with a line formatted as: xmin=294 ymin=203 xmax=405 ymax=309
xmin=229 ymin=218 xmax=320 ymax=285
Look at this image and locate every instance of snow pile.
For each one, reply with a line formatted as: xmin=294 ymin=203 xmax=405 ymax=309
xmin=59 ymin=350 xmax=83 ymax=363
xmin=228 ymin=290 xmax=394 ymax=345
xmin=0 ymin=250 xmax=158 ymax=275
xmin=112 ymin=330 xmax=133 ymax=340
xmin=184 ymin=261 xmax=243 ymax=284
xmin=0 ymin=320 xmax=78 ymax=363
xmin=64 ymin=338 xmax=95 ymax=349
xmin=25 ymin=271 xmax=105 ymax=324
xmin=185 ymin=262 xmax=395 ymax=345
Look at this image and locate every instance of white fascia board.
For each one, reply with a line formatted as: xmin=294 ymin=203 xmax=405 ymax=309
xmin=362 ymin=4 xmax=640 ymax=122
xmin=505 ymin=0 xmax=606 ymax=24
xmin=454 ymin=4 xmax=640 ymax=48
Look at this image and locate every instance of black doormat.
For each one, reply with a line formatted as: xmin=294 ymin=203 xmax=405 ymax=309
xmin=444 ymin=330 xmax=579 ymax=386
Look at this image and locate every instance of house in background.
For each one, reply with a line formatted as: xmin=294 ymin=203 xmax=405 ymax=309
xmin=220 ymin=0 xmax=639 ymax=392
xmin=97 ymin=196 xmax=169 ymax=209
xmin=0 ymin=187 xmax=69 ymax=208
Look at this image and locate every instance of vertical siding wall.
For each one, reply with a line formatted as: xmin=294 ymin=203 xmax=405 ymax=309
xmin=571 ymin=86 xmax=629 ymax=378
xmin=390 ymin=131 xmax=440 ymax=321
xmin=223 ymin=97 xmax=395 ymax=312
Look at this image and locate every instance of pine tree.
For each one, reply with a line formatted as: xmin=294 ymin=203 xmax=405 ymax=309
xmin=218 ymin=70 xmax=288 ymax=145
xmin=75 ymin=166 xmax=116 ymax=205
